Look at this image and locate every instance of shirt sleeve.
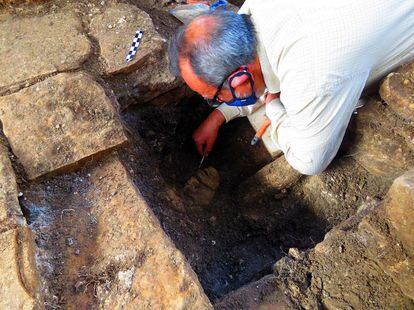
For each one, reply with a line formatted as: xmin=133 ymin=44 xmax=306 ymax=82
xmin=270 ymin=73 xmax=367 ymax=175
xmin=216 ymin=99 xmax=265 ymax=123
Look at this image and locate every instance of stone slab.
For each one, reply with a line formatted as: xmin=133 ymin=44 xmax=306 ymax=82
xmin=384 ymin=169 xmax=414 ymax=256
xmin=24 ymin=152 xmax=212 ymax=308
xmin=247 ymin=105 xmax=282 ymax=158
xmin=0 ymin=226 xmax=39 ymax=310
xmin=90 ymin=3 xmax=165 ymax=75
xmin=0 ymin=72 xmax=127 ymax=180
xmin=88 ymin=154 xmax=212 ymax=309
xmin=351 ymin=101 xmax=414 ymax=179
xmin=0 ymin=12 xmax=91 ymax=94
xmin=0 ymin=143 xmax=25 ymax=230
xmin=380 ymin=62 xmax=414 ymax=121
xmin=107 ymin=48 xmax=181 ymax=106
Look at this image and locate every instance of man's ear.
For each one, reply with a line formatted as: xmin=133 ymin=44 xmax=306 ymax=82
xmin=229 ymin=74 xmax=250 ymax=88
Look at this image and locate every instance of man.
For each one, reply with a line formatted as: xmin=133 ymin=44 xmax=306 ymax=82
xmin=168 ymin=0 xmax=414 ymax=175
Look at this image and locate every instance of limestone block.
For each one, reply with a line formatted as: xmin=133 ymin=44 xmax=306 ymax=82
xmin=90 ymin=3 xmax=165 ymax=75
xmin=380 ymin=62 xmax=414 ymax=121
xmin=108 ymin=50 xmax=181 ymax=106
xmin=0 ymin=12 xmax=90 ymax=94
xmin=0 ymin=226 xmax=39 ymax=309
xmin=383 ymin=169 xmax=414 ymax=256
xmin=0 ymin=143 xmax=24 ymax=230
xmin=85 ymin=154 xmax=212 ymax=309
xmin=351 ymin=102 xmax=414 ymax=179
xmin=358 ymin=214 xmax=414 ymax=301
xmin=0 ymin=72 xmax=127 ymax=180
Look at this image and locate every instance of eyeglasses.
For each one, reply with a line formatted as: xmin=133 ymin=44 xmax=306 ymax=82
xmin=206 ymin=74 xmax=228 ymax=108
xmin=205 ymin=66 xmax=254 ymax=108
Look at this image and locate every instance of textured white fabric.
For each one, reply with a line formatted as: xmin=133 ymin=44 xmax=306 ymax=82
xmin=217 ymin=0 xmax=414 ymax=175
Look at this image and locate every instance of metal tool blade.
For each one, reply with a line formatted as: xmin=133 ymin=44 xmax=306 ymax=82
xmin=198 ymin=155 xmax=206 ymax=169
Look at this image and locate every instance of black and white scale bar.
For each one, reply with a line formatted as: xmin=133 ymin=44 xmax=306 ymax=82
xmin=126 ymin=30 xmax=143 ymax=63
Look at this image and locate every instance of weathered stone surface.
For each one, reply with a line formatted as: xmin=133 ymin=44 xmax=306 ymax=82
xmin=89 ymin=155 xmax=211 ymax=309
xmin=90 ymin=3 xmax=165 ymax=75
xmin=108 ymin=51 xmax=181 ymax=106
xmin=239 ymin=156 xmax=301 ymax=205
xmin=184 ymin=166 xmax=220 ymax=206
xmin=359 ymin=213 xmax=414 ymax=301
xmin=350 ymin=101 xmax=414 ymax=179
xmin=24 ymin=153 xmax=212 ymax=309
xmin=0 ymin=143 xmax=24 ymax=230
xmin=383 ymin=169 xmax=414 ymax=255
xmin=380 ymin=62 xmax=414 ymax=121
xmin=0 ymin=12 xmax=90 ymax=94
xmin=0 ymin=226 xmax=40 ymax=309
xmin=0 ymin=72 xmax=127 ymax=180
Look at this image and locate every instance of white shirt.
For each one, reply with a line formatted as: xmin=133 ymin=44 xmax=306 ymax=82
xmin=217 ymin=0 xmax=414 ymax=175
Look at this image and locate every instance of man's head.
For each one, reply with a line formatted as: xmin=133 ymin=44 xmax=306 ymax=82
xmin=168 ymin=10 xmax=265 ymax=104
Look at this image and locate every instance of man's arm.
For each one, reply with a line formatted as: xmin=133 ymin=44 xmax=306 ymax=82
xmin=192 ymin=97 xmax=266 ymax=155
xmin=216 ymin=98 xmax=265 ymax=123
xmin=268 ymin=75 xmax=367 ymax=175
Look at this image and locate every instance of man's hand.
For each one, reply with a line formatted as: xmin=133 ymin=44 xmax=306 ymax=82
xmin=192 ymin=109 xmax=226 ymax=155
xmin=264 ymin=92 xmax=280 ymax=104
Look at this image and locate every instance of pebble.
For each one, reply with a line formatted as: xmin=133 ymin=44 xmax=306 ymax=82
xmin=66 ymin=237 xmax=75 ymax=246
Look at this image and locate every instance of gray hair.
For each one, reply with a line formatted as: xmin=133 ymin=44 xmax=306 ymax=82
xmin=168 ymin=10 xmax=257 ymax=87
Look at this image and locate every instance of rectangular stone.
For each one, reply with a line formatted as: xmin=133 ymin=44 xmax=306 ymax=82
xmin=87 ymin=154 xmax=212 ymax=309
xmin=0 ymin=72 xmax=128 ymax=180
xmin=350 ymin=100 xmax=414 ymax=179
xmin=0 ymin=12 xmax=91 ymax=94
xmin=0 ymin=227 xmax=39 ymax=310
xmin=90 ymin=3 xmax=165 ymax=75
xmin=0 ymin=143 xmax=24 ymax=230
xmin=23 ymin=153 xmax=212 ymax=309
xmin=380 ymin=61 xmax=414 ymax=121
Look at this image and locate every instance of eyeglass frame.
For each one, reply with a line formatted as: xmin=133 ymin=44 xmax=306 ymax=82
xmin=206 ymin=66 xmax=255 ymax=108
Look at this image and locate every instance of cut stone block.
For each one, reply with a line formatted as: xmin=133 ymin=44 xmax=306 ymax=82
xmin=108 ymin=49 xmax=181 ymax=106
xmin=247 ymin=105 xmax=282 ymax=158
xmin=0 ymin=12 xmax=91 ymax=94
xmin=380 ymin=62 xmax=414 ymax=121
xmin=350 ymin=101 xmax=414 ymax=179
xmin=0 ymin=72 xmax=127 ymax=180
xmin=383 ymin=168 xmax=414 ymax=256
xmin=90 ymin=3 xmax=165 ymax=75
xmin=0 ymin=226 xmax=39 ymax=309
xmin=0 ymin=143 xmax=25 ymax=230
xmin=23 ymin=153 xmax=212 ymax=308
xmin=89 ymin=155 xmax=212 ymax=309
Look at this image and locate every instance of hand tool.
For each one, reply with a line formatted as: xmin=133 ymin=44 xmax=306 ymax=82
xmin=199 ymin=154 xmax=206 ymax=168
xmin=251 ymin=117 xmax=271 ymax=145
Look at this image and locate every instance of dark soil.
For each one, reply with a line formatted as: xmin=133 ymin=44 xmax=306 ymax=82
xmin=120 ymin=95 xmax=335 ymax=300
